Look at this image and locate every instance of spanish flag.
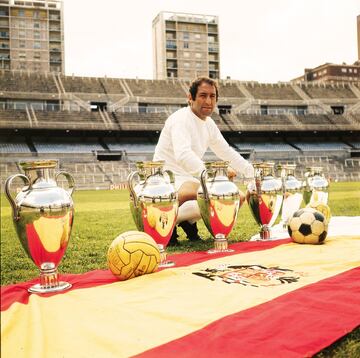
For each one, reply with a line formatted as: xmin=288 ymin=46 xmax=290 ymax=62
xmin=2 ymin=234 xmax=360 ymax=358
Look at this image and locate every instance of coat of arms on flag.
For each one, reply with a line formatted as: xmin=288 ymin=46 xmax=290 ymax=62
xmin=193 ymin=264 xmax=306 ymax=287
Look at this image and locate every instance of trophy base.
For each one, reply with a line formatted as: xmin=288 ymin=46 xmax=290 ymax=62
xmin=28 ymin=281 xmax=72 ymax=294
xmin=207 ymin=236 xmax=234 ymax=254
xmin=158 ymin=244 xmax=175 ymax=268
xmin=207 ymin=248 xmax=234 ymax=254
xmin=250 ymin=224 xmax=290 ymax=241
xmin=158 ymin=261 xmax=175 ymax=268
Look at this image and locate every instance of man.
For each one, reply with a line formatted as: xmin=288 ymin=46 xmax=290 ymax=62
xmin=154 ymin=77 xmax=254 ymax=245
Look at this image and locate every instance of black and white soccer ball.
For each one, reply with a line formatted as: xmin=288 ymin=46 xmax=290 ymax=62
xmin=287 ymin=208 xmax=328 ymax=244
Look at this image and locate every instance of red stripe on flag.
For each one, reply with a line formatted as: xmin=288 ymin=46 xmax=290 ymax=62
xmin=1 ymin=239 xmax=291 ymax=311
xmin=134 ymin=267 xmax=360 ymax=358
xmin=167 ymin=238 xmax=292 ymax=267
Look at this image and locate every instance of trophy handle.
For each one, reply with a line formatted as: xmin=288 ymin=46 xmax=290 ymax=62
xmin=254 ymin=168 xmax=262 ymax=195
xmin=280 ymin=168 xmax=286 ymax=195
xmin=5 ymin=174 xmax=29 ymax=221
xmin=55 ymin=171 xmax=75 ymax=196
xmin=164 ymin=170 xmax=175 ymax=184
xmin=200 ymin=169 xmax=210 ymax=201
xmin=127 ymin=171 xmax=139 ymax=207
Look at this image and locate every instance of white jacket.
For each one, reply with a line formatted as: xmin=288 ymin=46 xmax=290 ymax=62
xmin=154 ymin=106 xmax=254 ymax=179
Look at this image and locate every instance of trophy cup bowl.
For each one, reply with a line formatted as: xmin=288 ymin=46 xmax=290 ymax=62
xmin=5 ymin=159 xmax=75 ymax=293
xmin=128 ymin=161 xmax=178 ymax=268
xmin=277 ymin=164 xmax=303 ymax=229
xmin=246 ymin=162 xmax=283 ymax=240
xmin=197 ymin=161 xmax=244 ymax=254
xmin=303 ymin=166 xmax=329 ymax=206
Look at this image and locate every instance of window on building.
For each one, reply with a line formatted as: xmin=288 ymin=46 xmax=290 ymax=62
xmin=184 ymin=62 xmax=190 ymax=68
xmin=183 ymin=52 xmax=190 ymax=58
xmin=19 ymin=62 xmax=26 ymax=69
xmin=260 ymin=105 xmax=268 ymax=115
xmin=183 ymin=42 xmax=189 ymax=49
xmin=19 ymin=20 xmax=25 ymax=28
xmin=183 ymin=32 xmax=189 ymax=40
xmin=196 ymin=62 xmax=202 ymax=69
xmin=195 ymin=53 xmax=202 ymax=58
xmin=34 ymin=22 xmax=40 ymax=29
xmin=33 ymin=10 xmax=40 ymax=19
xmin=331 ymin=106 xmax=344 ymax=115
xmin=166 ymin=40 xmax=176 ymax=49
xmin=19 ymin=30 xmax=25 ymax=38
xmin=195 ymin=34 xmax=201 ymax=40
xmin=218 ymin=105 xmax=232 ymax=114
xmin=166 ymin=32 xmax=175 ymax=40
xmin=341 ymin=68 xmax=347 ymax=73
xmin=34 ymin=31 xmax=40 ymax=39
xmin=166 ymin=60 xmax=176 ymax=68
xmin=19 ymin=52 xmax=26 ymax=59
xmin=19 ymin=40 xmax=25 ymax=48
xmin=18 ymin=9 xmax=25 ymax=17
xmin=33 ymin=41 xmax=41 ymax=49
xmin=90 ymin=101 xmax=107 ymax=112
xmin=34 ymin=52 xmax=41 ymax=60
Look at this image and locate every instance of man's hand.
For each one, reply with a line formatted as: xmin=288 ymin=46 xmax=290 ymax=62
xmin=227 ymin=167 xmax=237 ymax=181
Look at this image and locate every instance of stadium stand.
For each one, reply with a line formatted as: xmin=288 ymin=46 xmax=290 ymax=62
xmin=125 ymin=79 xmax=186 ymax=98
xmin=0 ymin=71 xmax=359 ymax=189
xmin=0 ymin=71 xmax=58 ymax=94
xmin=0 ymin=136 xmax=31 ymax=153
xmin=100 ymin=78 xmax=127 ymax=94
xmin=217 ymin=80 xmax=246 ymax=98
xmin=59 ymin=75 xmax=106 ymax=94
xmin=299 ymin=83 xmax=357 ymax=99
xmin=243 ymin=83 xmax=302 ymax=100
xmin=233 ymin=114 xmax=298 ymax=131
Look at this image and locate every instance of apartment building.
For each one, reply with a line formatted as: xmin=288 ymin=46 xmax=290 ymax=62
xmin=0 ymin=0 xmax=64 ymax=73
xmin=152 ymin=11 xmax=220 ymax=80
xmin=292 ymin=62 xmax=360 ymax=83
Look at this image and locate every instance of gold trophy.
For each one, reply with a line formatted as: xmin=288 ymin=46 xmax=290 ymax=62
xmin=277 ymin=164 xmax=303 ymax=229
xmin=5 ymin=160 xmax=75 ymax=293
xmin=197 ymin=161 xmax=244 ymax=253
xmin=128 ymin=161 xmax=178 ymax=267
xmin=246 ymin=162 xmax=283 ymax=240
xmin=303 ymin=166 xmax=329 ymax=205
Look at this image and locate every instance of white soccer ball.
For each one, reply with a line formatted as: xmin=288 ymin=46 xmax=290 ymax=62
xmin=287 ymin=208 xmax=328 ymax=244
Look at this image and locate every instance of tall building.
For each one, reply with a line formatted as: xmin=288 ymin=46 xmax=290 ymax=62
xmin=0 ymin=0 xmax=64 ymax=73
xmin=152 ymin=11 xmax=220 ymax=80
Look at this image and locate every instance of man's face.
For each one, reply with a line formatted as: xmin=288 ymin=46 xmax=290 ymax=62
xmin=189 ymin=82 xmax=217 ymax=120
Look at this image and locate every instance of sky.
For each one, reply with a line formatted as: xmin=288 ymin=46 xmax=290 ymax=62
xmin=63 ymin=0 xmax=360 ymax=83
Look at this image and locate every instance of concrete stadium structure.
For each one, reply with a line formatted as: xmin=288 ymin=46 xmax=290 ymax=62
xmin=0 ymin=70 xmax=359 ymax=190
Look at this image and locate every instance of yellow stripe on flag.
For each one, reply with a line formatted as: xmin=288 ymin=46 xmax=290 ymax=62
xmin=2 ymin=235 xmax=360 ymax=358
